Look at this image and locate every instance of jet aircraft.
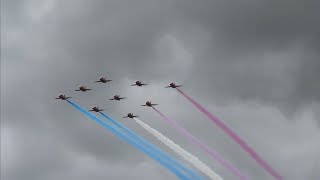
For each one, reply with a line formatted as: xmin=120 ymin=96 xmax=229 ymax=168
xmin=95 ymin=77 xmax=112 ymax=83
xmin=123 ymin=113 xmax=139 ymax=118
xmin=109 ymin=95 xmax=126 ymax=101
xmin=55 ymin=94 xmax=71 ymax=100
xmin=141 ymin=101 xmax=158 ymax=107
xmin=165 ymin=82 xmax=182 ymax=88
xmin=89 ymin=106 xmax=104 ymax=112
xmin=75 ymin=85 xmax=92 ymax=92
xmin=131 ymin=81 xmax=148 ymax=87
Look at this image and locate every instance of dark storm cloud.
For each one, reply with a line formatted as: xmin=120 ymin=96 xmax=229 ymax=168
xmin=173 ymin=0 xmax=320 ymax=49
xmin=166 ymin=0 xmax=320 ymax=108
xmin=1 ymin=0 xmax=320 ymax=180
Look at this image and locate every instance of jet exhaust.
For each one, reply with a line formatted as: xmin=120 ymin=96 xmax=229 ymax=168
xmin=66 ymin=100 xmax=190 ymax=180
xmin=176 ymin=88 xmax=282 ymax=180
xmin=98 ymin=112 xmax=204 ymax=180
xmin=152 ymin=107 xmax=248 ymax=180
xmin=134 ymin=117 xmax=222 ymax=180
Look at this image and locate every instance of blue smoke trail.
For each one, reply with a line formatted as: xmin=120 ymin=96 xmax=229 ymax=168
xmin=99 ymin=112 xmax=206 ymax=180
xmin=66 ymin=100 xmax=189 ymax=180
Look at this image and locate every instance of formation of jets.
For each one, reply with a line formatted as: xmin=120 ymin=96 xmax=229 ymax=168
xmin=56 ymin=78 xmax=182 ymax=117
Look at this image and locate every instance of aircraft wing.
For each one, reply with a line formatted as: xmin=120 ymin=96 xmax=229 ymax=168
xmin=141 ymin=105 xmax=147 ymax=106
xmin=89 ymin=110 xmax=94 ymax=111
xmin=120 ymin=97 xmax=126 ymax=99
xmin=151 ymin=104 xmax=158 ymax=106
xmin=109 ymin=98 xmax=115 ymax=100
xmin=165 ymin=86 xmax=170 ymax=88
xmin=123 ymin=116 xmax=128 ymax=118
xmin=131 ymin=84 xmax=137 ymax=86
xmin=75 ymin=89 xmax=81 ymax=91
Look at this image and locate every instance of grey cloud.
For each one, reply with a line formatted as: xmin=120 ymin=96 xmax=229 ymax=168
xmin=167 ymin=0 xmax=320 ymax=109
xmin=2 ymin=0 xmax=320 ymax=180
xmin=172 ymin=0 xmax=320 ymax=49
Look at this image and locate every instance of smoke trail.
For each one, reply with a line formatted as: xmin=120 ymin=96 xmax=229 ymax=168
xmin=153 ymin=107 xmax=248 ymax=180
xmin=134 ymin=117 xmax=223 ymax=180
xmin=176 ymin=88 xmax=282 ymax=180
xmin=99 ymin=112 xmax=205 ymax=180
xmin=66 ymin=100 xmax=189 ymax=180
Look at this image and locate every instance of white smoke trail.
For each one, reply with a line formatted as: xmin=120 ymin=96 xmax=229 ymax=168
xmin=134 ymin=118 xmax=223 ymax=180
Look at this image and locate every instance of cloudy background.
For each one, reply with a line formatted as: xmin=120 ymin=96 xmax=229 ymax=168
xmin=1 ymin=0 xmax=320 ymax=179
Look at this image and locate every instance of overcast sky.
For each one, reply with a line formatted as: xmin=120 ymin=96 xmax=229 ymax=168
xmin=1 ymin=0 xmax=320 ymax=180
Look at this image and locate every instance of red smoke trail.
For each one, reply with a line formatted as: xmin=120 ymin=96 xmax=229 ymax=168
xmin=176 ymin=88 xmax=282 ymax=180
xmin=152 ymin=107 xmax=248 ymax=180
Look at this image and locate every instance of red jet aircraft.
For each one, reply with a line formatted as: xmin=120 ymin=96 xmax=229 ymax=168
xmin=131 ymin=81 xmax=148 ymax=87
xmin=75 ymin=85 xmax=92 ymax=92
xmin=165 ymin=83 xmax=182 ymax=88
xmin=95 ymin=77 xmax=112 ymax=83
xmin=89 ymin=106 xmax=104 ymax=112
xmin=109 ymin=95 xmax=126 ymax=101
xmin=141 ymin=101 xmax=158 ymax=107
xmin=55 ymin=94 xmax=71 ymax=100
xmin=123 ymin=113 xmax=139 ymax=118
